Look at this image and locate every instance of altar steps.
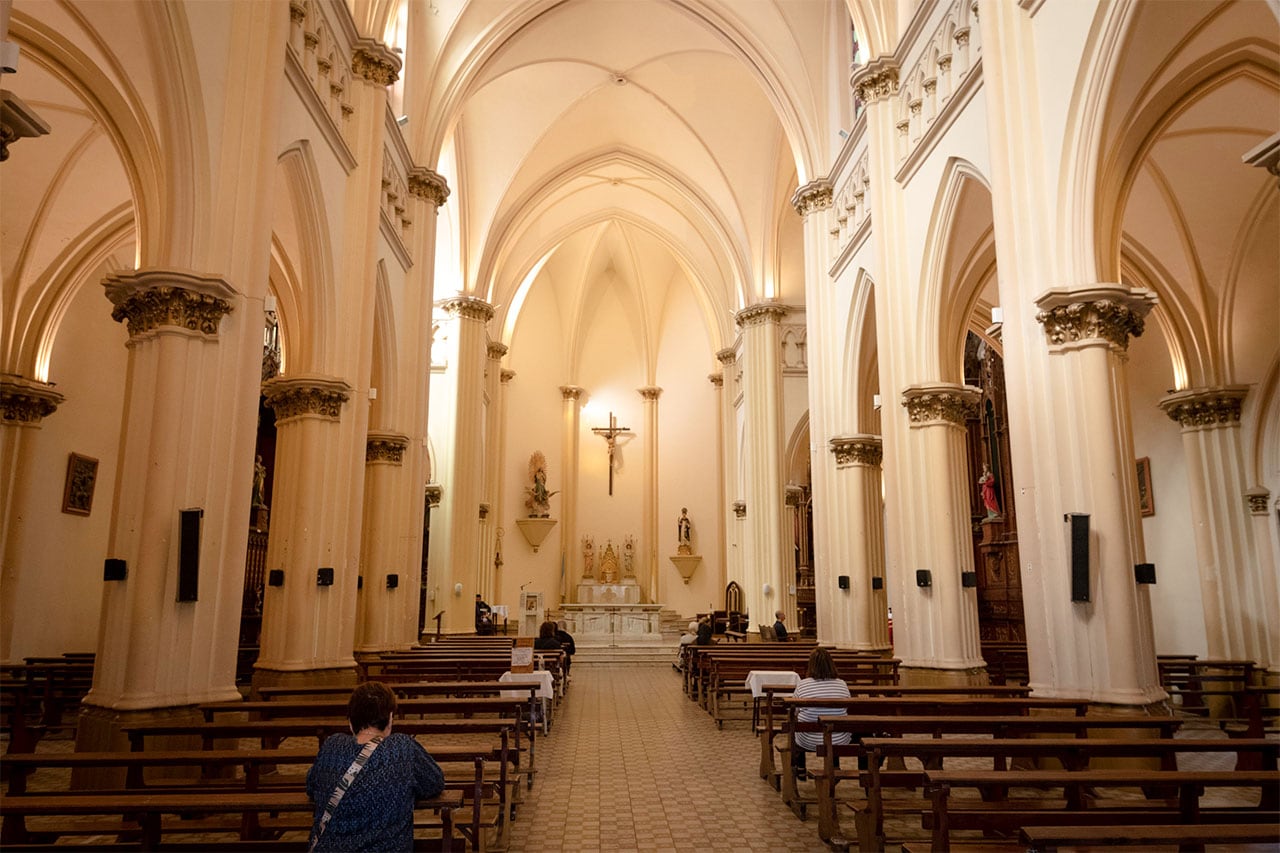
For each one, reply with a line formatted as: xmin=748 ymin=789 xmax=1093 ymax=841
xmin=559 ymin=608 xmax=688 ymax=665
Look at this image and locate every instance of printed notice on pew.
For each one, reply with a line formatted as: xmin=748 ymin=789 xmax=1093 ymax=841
xmin=511 ymin=638 xmax=534 ymax=673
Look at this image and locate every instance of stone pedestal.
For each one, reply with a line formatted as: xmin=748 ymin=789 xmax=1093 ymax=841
xmin=669 ymin=554 xmax=702 ymax=584
xmin=515 ymin=517 xmax=557 ymax=552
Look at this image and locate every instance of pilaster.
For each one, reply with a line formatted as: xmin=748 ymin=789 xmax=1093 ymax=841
xmin=638 ymin=386 xmax=662 ymax=603
xmin=715 ymin=349 xmax=739 ymax=592
xmin=354 ymin=432 xmax=411 ymax=652
xmin=1160 ymin=387 xmax=1275 ymax=666
xmin=827 ymin=435 xmax=889 ymax=650
xmin=559 ymin=385 xmax=583 ymax=602
xmin=479 ymin=342 xmax=508 ymax=602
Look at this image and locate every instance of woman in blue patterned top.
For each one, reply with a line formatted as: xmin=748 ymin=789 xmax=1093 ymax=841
xmin=307 ymin=682 xmax=445 ymax=852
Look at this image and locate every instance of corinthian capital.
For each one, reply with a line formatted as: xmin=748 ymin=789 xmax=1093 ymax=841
xmin=487 ymin=341 xmax=509 ymax=360
xmin=850 ymin=57 xmax=900 ymax=106
xmin=104 ymin=270 xmax=236 ymax=338
xmin=560 ymin=385 xmax=584 ymax=401
xmin=638 ymin=386 xmax=662 ymax=401
xmin=1034 ymin=285 xmax=1157 ymax=352
xmin=901 ymin=383 xmax=981 ymax=426
xmin=791 ymin=179 xmax=833 ymax=217
xmin=263 ymin=375 xmax=352 ymax=422
xmin=436 ymin=296 xmax=494 ymax=323
xmin=408 ymin=167 xmax=450 ymax=208
xmin=1159 ymin=386 xmax=1247 ymax=429
xmin=366 ymin=432 xmax=409 ymax=464
xmin=1 ymin=376 xmax=65 ymax=426
xmin=351 ymin=39 xmax=401 ymax=86
xmin=735 ymin=302 xmax=787 ymax=328
xmin=829 ymin=434 xmax=883 ymax=467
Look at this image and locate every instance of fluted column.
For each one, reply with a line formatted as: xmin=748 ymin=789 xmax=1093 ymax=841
xmin=1160 ymin=387 xmax=1275 ymax=667
xmin=355 ymin=433 xmax=411 ymax=651
xmin=1029 ymin=285 xmax=1163 ymax=702
xmin=709 ymin=372 xmax=728 ymax=596
xmin=735 ymin=304 xmax=788 ymax=630
xmin=1244 ymin=489 xmax=1279 ymax=672
xmin=558 ymin=385 xmax=583 ymax=602
xmin=0 ymin=378 xmax=64 ymax=663
xmin=716 ymin=349 xmax=740 ymax=597
xmin=478 ymin=342 xmax=507 ymax=601
xmin=827 ymin=436 xmax=890 ymax=650
xmin=639 ymin=387 xmax=662 ymax=603
xmin=898 ymin=385 xmax=984 ymax=669
xmin=425 ymin=297 xmax=493 ymax=632
xmin=783 ymin=486 xmax=802 ymax=627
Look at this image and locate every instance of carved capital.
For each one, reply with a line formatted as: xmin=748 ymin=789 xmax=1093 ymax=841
xmin=366 ymin=432 xmax=409 ymax=464
xmin=263 ymin=375 xmax=352 ymax=422
xmin=638 ymin=386 xmax=662 ymax=401
xmin=901 ymin=383 xmax=981 ymax=426
xmin=424 ymin=483 xmax=443 ymax=508
xmin=408 ymin=167 xmax=450 ymax=208
xmin=790 ymin=179 xmax=833 ymax=217
xmin=289 ymin=0 xmax=306 ymax=23
xmin=850 ymin=57 xmax=900 ymax=105
xmin=500 ymin=369 xmax=516 ymax=384
xmin=351 ymin=39 xmax=401 ymax=86
xmin=1159 ymin=386 xmax=1247 ymax=429
xmin=715 ymin=348 xmax=737 ymax=365
xmin=436 ymin=296 xmax=494 ymax=323
xmin=1 ymin=377 xmax=65 ymax=426
xmin=708 ymin=373 xmax=724 ymax=387
xmin=104 ymin=270 xmax=236 ymax=338
xmin=785 ymin=485 xmax=804 ymax=507
xmin=487 ymin=341 xmax=508 ymax=360
xmin=735 ymin=302 xmax=787 ymax=328
xmin=1034 ymin=285 xmax=1157 ymax=352
xmin=829 ymin=434 xmax=883 ymax=467
xmin=1245 ymin=487 xmax=1270 ymax=516
xmin=560 ymin=385 xmax=584 ymax=401
xmin=732 ymin=500 xmax=746 ymax=519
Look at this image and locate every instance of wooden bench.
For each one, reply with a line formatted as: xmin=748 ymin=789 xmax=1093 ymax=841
xmin=1019 ymin=821 xmax=1280 ymax=851
xmin=924 ymin=768 xmax=1279 ymax=851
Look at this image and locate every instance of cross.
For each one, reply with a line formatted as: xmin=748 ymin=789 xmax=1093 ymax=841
xmin=590 ymin=411 xmax=632 ymax=496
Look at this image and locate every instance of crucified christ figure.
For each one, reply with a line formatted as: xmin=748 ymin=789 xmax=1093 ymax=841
xmin=590 ymin=411 xmax=631 ymax=496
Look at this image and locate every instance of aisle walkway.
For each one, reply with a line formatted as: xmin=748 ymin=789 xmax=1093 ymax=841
xmin=508 ymin=662 xmax=818 ymax=852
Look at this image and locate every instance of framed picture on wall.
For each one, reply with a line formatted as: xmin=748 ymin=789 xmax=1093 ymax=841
xmin=1135 ymin=456 xmax=1155 ymax=517
xmin=62 ymin=453 xmax=99 ymax=516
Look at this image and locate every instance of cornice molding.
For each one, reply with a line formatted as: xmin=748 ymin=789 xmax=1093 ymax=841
xmin=436 ymin=295 xmax=494 ymax=322
xmin=1159 ymin=386 xmax=1247 ymax=429
xmin=408 ymin=167 xmax=450 ymax=208
xmin=901 ymin=382 xmax=981 ymax=426
xmin=1034 ymin=285 xmax=1157 ymax=352
xmin=850 ymin=56 xmax=900 ymax=106
xmin=734 ymin=302 xmax=787 ymax=328
xmin=1 ymin=376 xmax=65 ymax=426
xmin=366 ymin=431 xmax=409 ymax=464
xmin=351 ymin=39 xmax=401 ymax=86
xmin=829 ymin=434 xmax=883 ymax=467
xmin=262 ymin=374 xmax=352 ymax=422
xmin=104 ymin=270 xmax=236 ymax=338
xmin=638 ymin=386 xmax=662 ymax=401
xmin=790 ymin=179 xmax=833 ymax=217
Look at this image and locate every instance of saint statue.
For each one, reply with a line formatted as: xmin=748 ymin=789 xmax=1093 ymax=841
xmin=599 ymin=542 xmax=619 ymax=584
xmin=623 ymin=535 xmax=636 ymax=578
xmin=978 ymin=463 xmax=1000 ymax=519
xmin=582 ymin=535 xmax=595 ymax=579
xmin=677 ymin=507 xmax=693 ymax=555
xmin=525 ymin=451 xmax=559 ymax=517
xmin=252 ymin=455 xmax=267 ymax=509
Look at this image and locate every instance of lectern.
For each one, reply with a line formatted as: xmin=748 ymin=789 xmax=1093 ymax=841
xmin=520 ymin=591 xmax=544 ymax=637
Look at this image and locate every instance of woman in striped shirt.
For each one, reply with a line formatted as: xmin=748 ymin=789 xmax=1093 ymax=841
xmin=791 ymin=647 xmax=851 ymax=780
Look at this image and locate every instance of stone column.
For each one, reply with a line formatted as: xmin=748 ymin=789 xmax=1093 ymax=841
xmin=0 ymin=378 xmax=65 ymax=663
xmin=899 ymin=385 xmax=984 ymax=671
xmin=559 ymin=385 xmax=583 ymax=602
xmin=478 ymin=342 xmax=507 ymax=601
xmin=1160 ymin=387 xmax=1276 ymax=666
xmin=639 ymin=386 xmax=662 ymax=603
xmin=1244 ymin=488 xmax=1279 ymax=673
xmin=355 ymin=433 xmax=411 ymax=652
xmin=716 ymin=349 xmax=740 ymax=599
xmin=828 ymin=436 xmax=890 ymax=650
xmin=426 ymin=297 xmax=493 ymax=632
xmin=735 ymin=303 xmax=788 ymax=630
xmin=783 ymin=485 xmax=803 ymax=627
xmin=709 ymin=372 xmax=727 ymax=595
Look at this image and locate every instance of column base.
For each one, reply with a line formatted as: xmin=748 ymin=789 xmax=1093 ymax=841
xmin=898 ymin=665 xmax=989 ymax=687
xmin=73 ymin=703 xmax=206 ymax=789
xmin=250 ymin=665 xmax=358 ymax=698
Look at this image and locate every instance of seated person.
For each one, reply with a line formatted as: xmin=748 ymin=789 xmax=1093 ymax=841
xmin=555 ymin=620 xmax=576 ymax=676
xmin=791 ymin=647 xmax=851 ymax=781
xmin=674 ymin=620 xmax=699 ymax=670
xmin=773 ymin=610 xmax=790 ymax=641
xmin=474 ymin=593 xmax=494 ymax=635
xmin=534 ymin=619 xmax=562 ymax=650
xmin=306 ymin=682 xmax=445 ymax=852
xmin=695 ymin=616 xmax=714 ymax=645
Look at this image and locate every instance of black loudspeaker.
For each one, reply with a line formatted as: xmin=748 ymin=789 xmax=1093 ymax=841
xmin=386 ymin=573 xmax=399 ymax=589
xmin=871 ymin=577 xmax=884 ymax=590
xmin=317 ymin=567 xmax=334 ymax=586
xmin=177 ymin=509 xmax=202 ymax=602
xmin=916 ymin=569 xmax=932 ymax=588
xmin=1067 ymin=513 xmax=1090 ymax=602
xmin=961 ymin=571 xmax=978 ymax=588
xmin=1134 ymin=563 xmax=1157 ymax=584
xmin=268 ymin=569 xmax=285 ymax=587
xmin=837 ymin=575 xmax=849 ymax=590
xmin=104 ymin=558 xmax=127 ymax=581
xmin=357 ymin=576 xmax=364 ymax=590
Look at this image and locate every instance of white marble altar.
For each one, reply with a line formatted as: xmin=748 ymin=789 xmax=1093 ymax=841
xmin=561 ymin=603 xmax=662 ymax=643
xmin=576 ymin=581 xmax=641 ymax=604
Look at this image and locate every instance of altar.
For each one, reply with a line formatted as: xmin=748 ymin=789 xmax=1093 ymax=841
xmin=561 ymin=603 xmax=662 ymax=643
xmin=576 ymin=581 xmax=640 ymax=604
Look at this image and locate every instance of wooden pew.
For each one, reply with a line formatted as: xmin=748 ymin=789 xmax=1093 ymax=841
xmin=1019 ymin=822 xmax=1280 ymax=851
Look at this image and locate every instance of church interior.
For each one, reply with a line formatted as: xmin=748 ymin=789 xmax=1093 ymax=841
xmin=1 ymin=0 xmax=1278 ymax=847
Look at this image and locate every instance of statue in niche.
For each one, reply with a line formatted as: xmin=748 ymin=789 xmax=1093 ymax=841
xmin=252 ymin=455 xmax=267 ymax=508
xmin=677 ymin=507 xmax=693 ymax=555
xmin=582 ymin=535 xmax=595 ymax=579
xmin=623 ymin=535 xmax=636 ymax=578
xmin=599 ymin=541 xmax=620 ymax=584
xmin=978 ymin=463 xmax=1001 ymax=519
xmin=524 ymin=451 xmax=559 ymax=518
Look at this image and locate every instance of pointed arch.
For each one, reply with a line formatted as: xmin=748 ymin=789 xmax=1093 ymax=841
xmin=275 ymin=141 xmax=338 ymax=371
xmin=369 ymin=261 xmax=398 ymax=430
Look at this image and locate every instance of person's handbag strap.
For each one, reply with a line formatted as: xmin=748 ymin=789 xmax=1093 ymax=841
xmin=310 ymin=735 xmax=383 ymax=852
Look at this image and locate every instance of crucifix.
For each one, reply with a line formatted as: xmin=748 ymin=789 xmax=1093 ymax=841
xmin=590 ymin=411 xmax=632 ymax=496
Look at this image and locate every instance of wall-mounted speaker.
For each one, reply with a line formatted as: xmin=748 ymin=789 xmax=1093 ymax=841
xmin=357 ymin=576 xmax=363 ymax=590
xmin=1134 ymin=563 xmax=1157 ymax=584
xmin=837 ymin=575 xmax=849 ymax=590
xmin=268 ymin=569 xmax=284 ymax=587
xmin=1067 ymin=512 xmax=1090 ymax=602
xmin=871 ymin=576 xmax=883 ymax=590
xmin=961 ymin=571 xmax=978 ymax=588
xmin=177 ymin=508 xmax=202 ymax=602
xmin=386 ymin=573 xmax=399 ymax=589
xmin=317 ymin=567 xmax=334 ymax=586
xmin=103 ymin=558 xmax=127 ymax=582
xmin=916 ymin=569 xmax=932 ymax=588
